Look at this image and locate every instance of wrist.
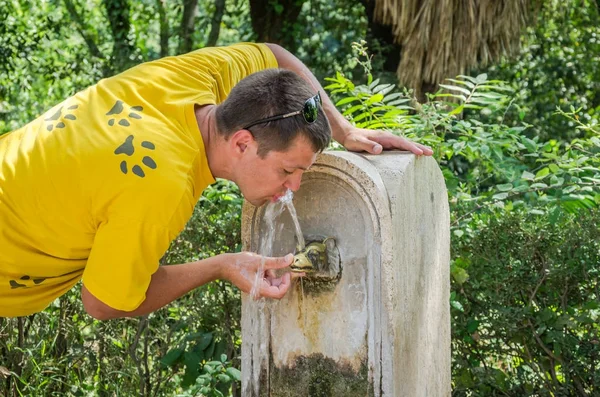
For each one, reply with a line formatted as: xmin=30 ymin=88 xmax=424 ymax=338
xmin=324 ymin=104 xmax=352 ymax=144
xmin=213 ymin=253 xmax=233 ymax=282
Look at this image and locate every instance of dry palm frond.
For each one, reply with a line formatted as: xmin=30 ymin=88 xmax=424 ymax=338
xmin=373 ymin=0 xmax=539 ymax=97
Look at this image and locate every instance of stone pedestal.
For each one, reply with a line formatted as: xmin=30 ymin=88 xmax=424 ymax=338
xmin=241 ymin=151 xmax=451 ymax=396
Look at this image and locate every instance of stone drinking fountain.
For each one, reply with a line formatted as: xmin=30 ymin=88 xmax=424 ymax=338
xmin=241 ymin=151 xmax=450 ymax=396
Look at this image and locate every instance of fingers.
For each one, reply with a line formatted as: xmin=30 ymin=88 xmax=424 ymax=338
xmin=345 ymin=135 xmax=382 ymax=154
xmin=417 ymin=143 xmax=434 ymax=156
xmin=264 ymin=253 xmax=294 ymax=270
xmin=375 ymin=134 xmax=433 ymax=156
xmin=260 ymin=272 xmax=292 ymax=299
xmin=344 ymin=130 xmax=433 ymax=156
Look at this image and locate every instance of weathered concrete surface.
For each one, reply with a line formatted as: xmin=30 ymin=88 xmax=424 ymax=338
xmin=241 ymin=151 xmax=450 ymax=397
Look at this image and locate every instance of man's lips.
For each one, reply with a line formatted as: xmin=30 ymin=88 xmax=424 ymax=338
xmin=271 ymin=193 xmax=286 ymax=202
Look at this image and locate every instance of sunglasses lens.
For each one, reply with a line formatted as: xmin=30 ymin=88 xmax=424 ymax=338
xmin=303 ymin=95 xmax=319 ymax=123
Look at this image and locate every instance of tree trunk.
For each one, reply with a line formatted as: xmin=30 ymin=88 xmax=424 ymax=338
xmin=103 ymin=0 xmax=135 ymax=73
xmin=248 ymin=0 xmax=303 ymax=52
xmin=178 ymin=0 xmax=198 ymax=54
xmin=156 ymin=0 xmax=169 ymax=57
xmin=206 ymin=0 xmax=226 ymax=47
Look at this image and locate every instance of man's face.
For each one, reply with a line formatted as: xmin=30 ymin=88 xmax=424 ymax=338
xmin=235 ymin=134 xmax=317 ymax=207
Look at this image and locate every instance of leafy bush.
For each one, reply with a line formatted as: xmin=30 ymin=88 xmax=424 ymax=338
xmin=484 ymin=1 xmax=600 ymax=142
xmin=451 ymin=210 xmax=600 ymax=396
xmin=326 ymin=42 xmax=600 ymax=395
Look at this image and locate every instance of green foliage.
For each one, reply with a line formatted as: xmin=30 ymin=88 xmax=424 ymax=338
xmin=177 ymin=354 xmax=242 ymax=397
xmin=326 ymin=42 xmax=600 ymax=395
xmin=165 ymin=179 xmax=243 ymax=263
xmin=486 ymin=0 xmax=600 ymax=142
xmin=294 ymin=0 xmax=367 ymax=81
xmin=326 ymin=42 xmax=600 ymax=234
xmin=160 ymin=332 xmax=240 ymax=396
xmin=0 ymin=0 xmax=105 ymax=134
xmin=451 ymin=210 xmax=600 ymax=395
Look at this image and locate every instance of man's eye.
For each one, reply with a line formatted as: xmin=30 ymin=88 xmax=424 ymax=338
xmin=283 ymin=169 xmax=294 ymax=175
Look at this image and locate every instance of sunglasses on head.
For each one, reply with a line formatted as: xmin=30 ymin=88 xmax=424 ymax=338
xmin=243 ymin=91 xmax=322 ymax=130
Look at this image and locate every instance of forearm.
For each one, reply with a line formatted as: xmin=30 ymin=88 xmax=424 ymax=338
xmin=82 ymin=255 xmax=228 ymax=320
xmin=265 ymin=43 xmax=352 ymax=144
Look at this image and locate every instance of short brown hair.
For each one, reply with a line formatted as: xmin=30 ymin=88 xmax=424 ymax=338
xmin=215 ymin=69 xmax=331 ymax=157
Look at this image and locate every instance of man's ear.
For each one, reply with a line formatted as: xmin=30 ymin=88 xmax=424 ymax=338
xmin=228 ymin=129 xmax=255 ymax=156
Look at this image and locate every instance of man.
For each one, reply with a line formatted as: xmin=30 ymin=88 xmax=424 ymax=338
xmin=0 ymin=42 xmax=432 ymax=319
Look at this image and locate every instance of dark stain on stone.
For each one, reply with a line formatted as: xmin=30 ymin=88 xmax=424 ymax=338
xmin=268 ymin=353 xmax=372 ymax=397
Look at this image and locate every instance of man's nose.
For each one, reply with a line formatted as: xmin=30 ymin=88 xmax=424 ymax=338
xmin=284 ymin=172 xmax=303 ymax=192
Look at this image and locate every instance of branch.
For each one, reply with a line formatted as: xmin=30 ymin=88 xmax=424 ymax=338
xmin=129 ymin=316 xmax=149 ymax=396
xmin=156 ymin=0 xmax=169 ymax=57
xmin=62 ymin=0 xmax=104 ymax=60
xmin=527 ymin=318 xmax=562 ymax=363
xmin=206 ymin=0 xmax=226 ymax=47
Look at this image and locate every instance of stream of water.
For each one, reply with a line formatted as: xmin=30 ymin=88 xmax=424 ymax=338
xmin=246 ymin=189 xmax=306 ymax=396
xmin=278 ymin=189 xmax=305 ymax=250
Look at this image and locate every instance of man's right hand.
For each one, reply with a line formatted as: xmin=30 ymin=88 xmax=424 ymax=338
xmin=220 ymin=252 xmax=299 ymax=299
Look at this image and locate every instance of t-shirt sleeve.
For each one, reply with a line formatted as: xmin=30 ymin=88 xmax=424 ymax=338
xmin=177 ymin=43 xmax=279 ymax=104
xmin=226 ymin=42 xmax=279 ymax=72
xmin=82 ymin=218 xmax=172 ymax=311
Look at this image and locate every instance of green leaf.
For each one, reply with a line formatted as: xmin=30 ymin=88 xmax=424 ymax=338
xmin=182 ymin=351 xmax=202 ymax=387
xmin=447 ymin=78 xmax=475 ymax=89
xmin=217 ymin=373 xmax=231 ymax=384
xmin=522 ymin=138 xmax=538 ymax=153
xmin=204 ymin=339 xmax=216 ymax=360
xmin=368 ymin=77 xmax=379 ymax=89
xmin=206 ymin=360 xmax=223 ymax=366
xmin=336 ymin=97 xmax=360 ymax=106
xmin=373 ymin=83 xmax=394 ymax=95
xmin=475 ymin=73 xmax=488 ymax=84
xmin=439 ymin=84 xmax=471 ymax=96
xmin=493 ymin=192 xmax=509 ymax=200
xmin=496 ymin=183 xmax=513 ymax=192
xmin=226 ymin=367 xmax=242 ymax=381
xmin=449 ymin=104 xmax=465 ymax=116
xmin=451 ymin=300 xmax=464 ymax=312
xmin=198 ymin=332 xmax=213 ymax=351
xmin=366 ymin=93 xmax=384 ymax=105
xmin=535 ymin=168 xmax=550 ymax=180
xmin=471 ymin=92 xmax=505 ymax=100
xmin=466 ymin=320 xmax=479 ymax=334
xmin=451 ymin=265 xmax=469 ymax=285
xmin=583 ymin=301 xmax=599 ymax=310
xmin=160 ymin=348 xmax=184 ymax=367
xmin=342 ymin=104 xmax=363 ymax=116
xmin=530 ymin=183 xmax=548 ymax=189
xmin=522 ymin=171 xmax=535 ymax=181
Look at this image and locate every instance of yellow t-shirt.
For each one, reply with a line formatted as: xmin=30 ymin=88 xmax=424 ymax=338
xmin=0 ymin=43 xmax=278 ymax=316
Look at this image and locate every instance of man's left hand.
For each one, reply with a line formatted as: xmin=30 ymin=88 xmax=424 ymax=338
xmin=340 ymin=128 xmax=434 ymax=156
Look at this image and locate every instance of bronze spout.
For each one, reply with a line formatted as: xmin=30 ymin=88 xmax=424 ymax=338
xmin=290 ymin=238 xmax=332 ymax=273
